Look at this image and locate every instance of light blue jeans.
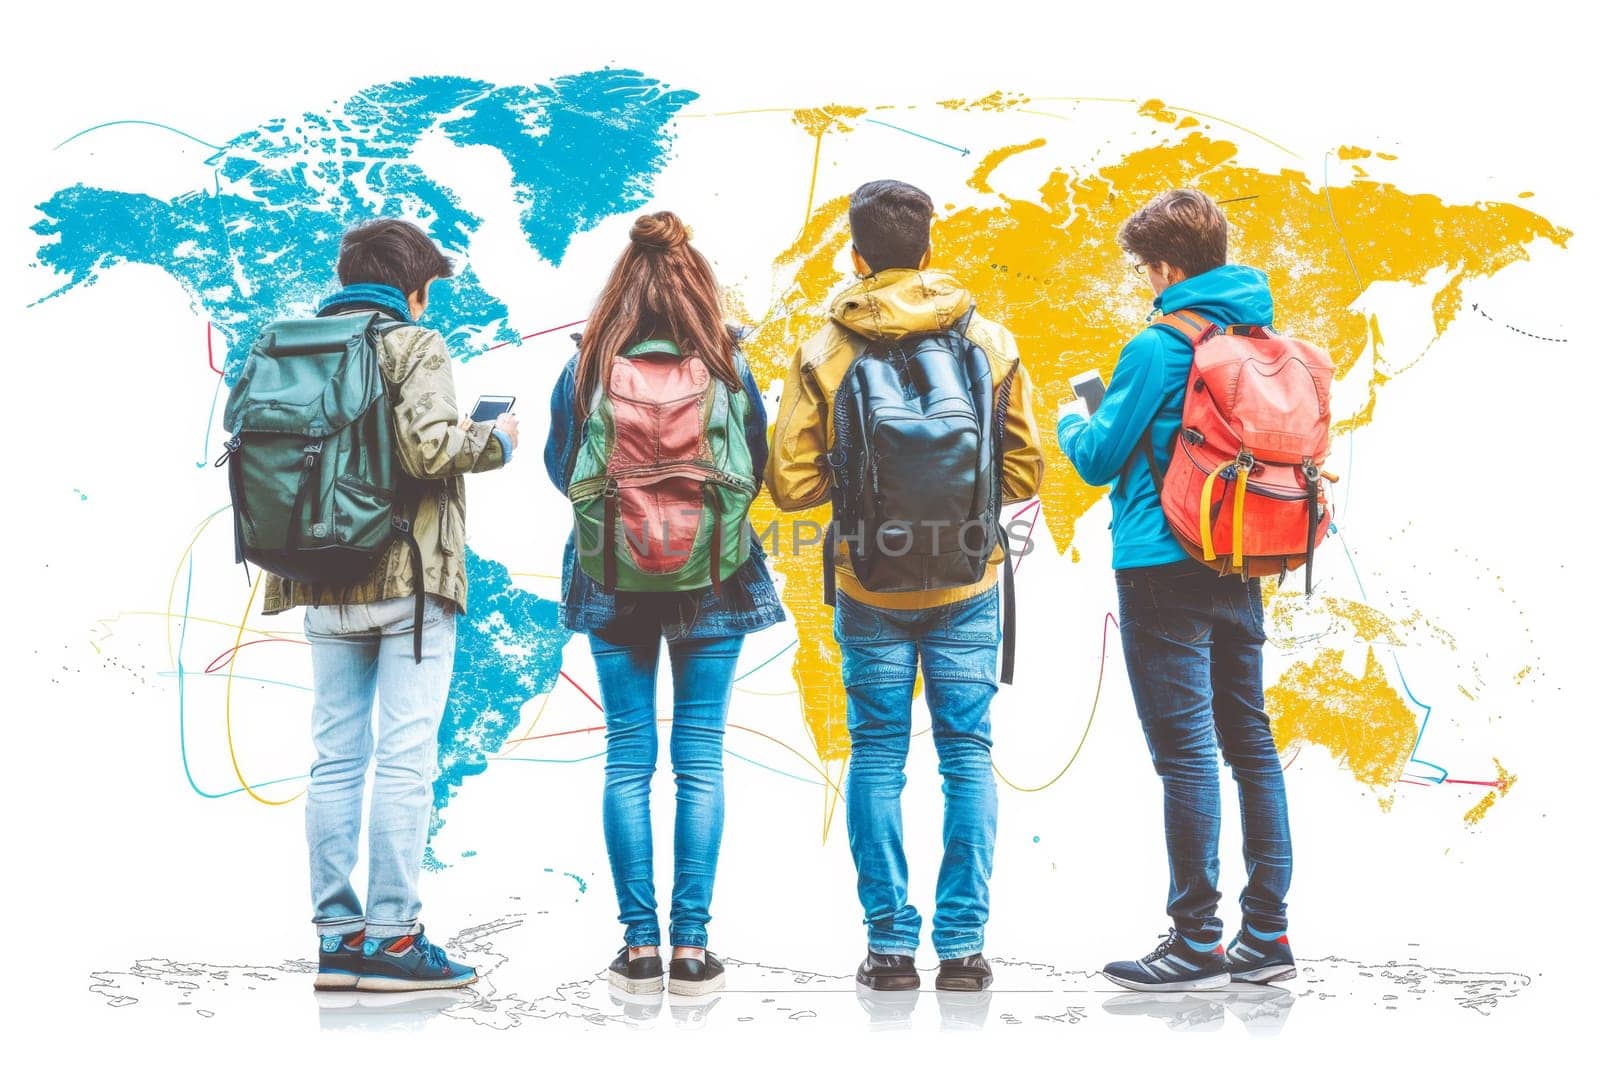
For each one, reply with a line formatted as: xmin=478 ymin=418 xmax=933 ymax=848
xmin=589 ymin=631 xmax=743 ymax=949
xmin=835 ymin=585 xmax=1000 ymax=960
xmin=302 ymin=594 xmax=457 ymax=938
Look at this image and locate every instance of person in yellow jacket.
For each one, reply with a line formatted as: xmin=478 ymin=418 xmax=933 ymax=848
xmin=766 ymin=180 xmax=1043 ymax=993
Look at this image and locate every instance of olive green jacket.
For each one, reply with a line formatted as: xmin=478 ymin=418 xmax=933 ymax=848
xmin=262 ymin=319 xmax=508 ymax=615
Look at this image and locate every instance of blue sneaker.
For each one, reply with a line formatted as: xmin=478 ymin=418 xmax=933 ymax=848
xmin=315 ymin=930 xmax=367 ymax=990
xmin=1226 ymin=925 xmax=1297 ymax=983
xmin=356 ymin=925 xmax=477 ymax=992
xmin=1103 ymin=929 xmax=1231 ymax=992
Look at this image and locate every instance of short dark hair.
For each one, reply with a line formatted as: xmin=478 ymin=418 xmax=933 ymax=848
xmin=848 ymin=180 xmax=934 ymax=274
xmin=1117 ymin=189 xmax=1228 ymax=276
xmin=336 ymin=218 xmax=454 ymax=295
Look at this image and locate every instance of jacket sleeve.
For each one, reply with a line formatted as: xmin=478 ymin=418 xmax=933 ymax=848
xmin=1056 ymin=329 xmax=1167 ymax=487
xmin=764 ymin=345 xmax=831 ymax=512
xmin=1000 ymin=360 xmax=1045 ymax=504
xmin=739 ymin=357 xmax=769 ymax=495
xmin=543 ymin=356 xmax=579 ymax=494
xmin=388 ymin=328 xmax=506 ymax=479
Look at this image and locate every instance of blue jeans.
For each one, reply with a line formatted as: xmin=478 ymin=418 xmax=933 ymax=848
xmin=1115 ymin=558 xmax=1293 ymax=939
xmin=835 ymin=586 xmax=1000 ymax=960
xmin=589 ymin=630 xmax=743 ymax=948
xmin=302 ymin=595 xmax=457 ymax=938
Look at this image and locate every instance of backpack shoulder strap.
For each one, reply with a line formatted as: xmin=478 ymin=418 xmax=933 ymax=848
xmin=1151 ymin=309 xmax=1217 ymax=346
xmin=1126 ymin=311 xmax=1213 ymax=492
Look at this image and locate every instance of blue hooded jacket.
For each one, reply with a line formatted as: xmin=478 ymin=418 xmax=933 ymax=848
xmin=1056 ymin=264 xmax=1275 ymax=570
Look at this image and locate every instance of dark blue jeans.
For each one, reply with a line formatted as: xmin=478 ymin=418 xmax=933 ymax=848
xmin=1115 ymin=558 xmax=1292 ymax=940
xmin=835 ymin=586 xmax=1000 ymax=959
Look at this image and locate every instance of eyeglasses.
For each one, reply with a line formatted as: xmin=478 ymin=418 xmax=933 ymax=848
xmin=1130 ymin=261 xmax=1148 ymax=276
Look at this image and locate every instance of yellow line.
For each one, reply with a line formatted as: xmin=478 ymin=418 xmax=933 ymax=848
xmin=802 ymin=133 xmax=823 ymax=236
xmin=159 ymin=505 xmax=231 ymax=664
xmin=225 ymin=572 xmax=302 ymax=806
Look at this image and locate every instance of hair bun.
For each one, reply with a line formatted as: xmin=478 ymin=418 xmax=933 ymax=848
xmin=630 ymin=211 xmax=692 ymax=252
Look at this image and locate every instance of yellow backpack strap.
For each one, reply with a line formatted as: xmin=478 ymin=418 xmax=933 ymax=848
xmin=1199 ymin=464 xmax=1223 ymax=561
xmin=1232 ymin=464 xmax=1249 ymax=569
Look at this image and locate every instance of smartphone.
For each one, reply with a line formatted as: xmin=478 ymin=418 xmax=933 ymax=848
xmin=1069 ymin=370 xmax=1106 ymax=414
xmin=469 ymin=395 xmax=516 ymax=422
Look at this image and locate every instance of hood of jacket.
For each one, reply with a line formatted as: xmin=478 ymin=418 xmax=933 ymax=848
xmin=1153 ymin=264 xmax=1273 ymax=327
xmin=829 ymin=268 xmax=976 ymax=341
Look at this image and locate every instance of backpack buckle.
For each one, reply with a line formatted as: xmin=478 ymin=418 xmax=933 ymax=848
xmin=392 ymin=516 xmax=412 ymax=534
xmin=212 ymin=435 xmax=240 ymax=467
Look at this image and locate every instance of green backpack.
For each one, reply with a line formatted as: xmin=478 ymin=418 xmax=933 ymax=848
xmin=217 ymin=311 xmax=426 ymax=660
xmin=567 ymin=339 xmax=757 ymax=593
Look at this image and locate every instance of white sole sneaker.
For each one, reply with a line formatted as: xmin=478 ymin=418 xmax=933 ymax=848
xmin=669 ymin=971 xmax=727 ymax=996
xmin=609 ymin=969 xmax=665 ymax=995
xmin=1103 ymin=969 xmax=1233 ymax=992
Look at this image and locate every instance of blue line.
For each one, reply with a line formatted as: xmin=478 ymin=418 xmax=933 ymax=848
xmin=196 ymin=370 xmax=225 ymax=468
xmin=863 ymin=119 xmax=969 ymax=156
xmin=725 ymin=748 xmax=824 ymax=787
xmin=158 ymin=671 xmax=312 ymax=693
xmin=1333 ymin=528 xmax=1448 ymax=781
xmin=55 ymin=118 xmax=226 ymax=152
xmin=734 ymin=639 xmax=796 ymax=682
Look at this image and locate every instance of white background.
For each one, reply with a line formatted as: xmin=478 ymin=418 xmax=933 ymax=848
xmin=2 ymin=0 xmax=1594 ymax=1060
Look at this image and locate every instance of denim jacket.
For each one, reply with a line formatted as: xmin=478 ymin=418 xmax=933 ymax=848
xmin=543 ymin=345 xmax=785 ymax=640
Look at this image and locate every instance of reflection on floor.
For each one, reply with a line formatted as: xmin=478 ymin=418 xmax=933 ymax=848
xmin=88 ymin=914 xmax=1531 ymax=1035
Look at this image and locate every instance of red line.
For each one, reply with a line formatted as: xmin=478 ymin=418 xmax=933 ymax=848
xmin=483 ymin=318 xmax=588 ymax=354
xmin=203 ymin=636 xmax=308 ymax=674
xmin=1443 ymin=777 xmax=1505 ymax=788
xmin=207 ymin=322 xmax=223 ymax=376
xmin=1010 ymin=499 xmax=1045 ymax=574
xmin=558 ymin=669 xmax=604 ymax=712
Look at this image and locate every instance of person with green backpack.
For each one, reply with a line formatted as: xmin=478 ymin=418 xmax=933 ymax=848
xmin=543 ymin=211 xmax=783 ymax=998
xmin=222 ymin=219 xmax=516 ymax=991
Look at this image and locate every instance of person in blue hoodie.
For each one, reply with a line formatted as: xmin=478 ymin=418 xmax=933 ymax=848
xmin=1056 ymin=189 xmax=1296 ymax=991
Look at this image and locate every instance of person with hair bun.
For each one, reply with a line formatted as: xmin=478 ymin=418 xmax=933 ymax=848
xmin=543 ymin=211 xmax=783 ymax=999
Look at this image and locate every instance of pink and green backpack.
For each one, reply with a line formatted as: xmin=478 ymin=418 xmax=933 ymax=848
xmin=568 ymin=339 xmax=757 ymax=593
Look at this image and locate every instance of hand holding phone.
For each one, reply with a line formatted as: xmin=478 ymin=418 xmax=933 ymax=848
xmin=469 ymin=394 xmax=516 ymax=422
xmin=1069 ymin=370 xmax=1106 ymax=414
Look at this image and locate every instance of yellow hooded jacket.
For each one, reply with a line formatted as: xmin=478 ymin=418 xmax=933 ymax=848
xmin=765 ymin=269 xmax=1044 ymax=609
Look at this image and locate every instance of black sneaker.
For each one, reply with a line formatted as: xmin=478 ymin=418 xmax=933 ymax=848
xmin=608 ymin=947 xmax=664 ymax=995
xmin=935 ymin=953 xmax=993 ymax=992
xmin=668 ymin=951 xmax=726 ymax=996
xmin=315 ymin=930 xmax=366 ymax=990
xmin=856 ymin=951 xmax=920 ymax=991
xmin=1102 ymin=929 xmax=1231 ymax=992
xmin=1226 ymin=925 xmax=1297 ymax=983
xmin=356 ymin=926 xmax=477 ymax=992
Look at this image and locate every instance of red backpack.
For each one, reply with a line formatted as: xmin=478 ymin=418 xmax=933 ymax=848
xmin=1139 ymin=309 xmax=1335 ymax=592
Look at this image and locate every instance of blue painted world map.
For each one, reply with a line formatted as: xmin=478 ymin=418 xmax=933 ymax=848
xmin=31 ymin=70 xmax=697 ymax=856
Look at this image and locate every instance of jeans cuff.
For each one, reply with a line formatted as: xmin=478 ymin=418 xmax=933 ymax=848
xmin=669 ymin=929 xmax=708 ymax=949
xmin=365 ymin=919 xmax=420 ymax=939
xmin=315 ymin=917 xmax=366 ymax=937
xmin=935 ymin=940 xmax=984 ymax=960
xmin=625 ymin=925 xmax=662 ymax=948
xmin=868 ymin=940 xmax=920 ymax=956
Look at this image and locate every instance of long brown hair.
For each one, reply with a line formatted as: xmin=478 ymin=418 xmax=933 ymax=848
xmin=576 ymin=211 xmax=739 ymax=422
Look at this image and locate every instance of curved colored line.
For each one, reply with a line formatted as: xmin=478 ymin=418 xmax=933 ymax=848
xmin=734 ymin=639 xmax=796 ymax=682
xmin=1322 ymin=151 xmax=1364 ymax=289
xmin=204 ymin=636 xmax=307 ymax=675
xmin=224 ymin=572 xmax=302 ymax=805
xmin=165 ymin=505 xmax=232 ymax=667
xmin=54 ymin=118 xmax=226 ymax=151
xmin=991 ymin=611 xmax=1114 ymax=792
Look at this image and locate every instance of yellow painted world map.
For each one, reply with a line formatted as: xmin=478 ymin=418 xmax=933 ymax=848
xmin=724 ymin=98 xmax=1568 ymax=823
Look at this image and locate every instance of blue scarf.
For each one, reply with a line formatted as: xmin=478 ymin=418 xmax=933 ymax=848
xmin=316 ymin=282 xmax=412 ymax=322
